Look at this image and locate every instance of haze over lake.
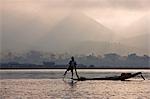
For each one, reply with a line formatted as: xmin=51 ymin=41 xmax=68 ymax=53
xmin=1 ymin=1 xmax=150 ymax=99
xmin=1 ymin=0 xmax=150 ymax=55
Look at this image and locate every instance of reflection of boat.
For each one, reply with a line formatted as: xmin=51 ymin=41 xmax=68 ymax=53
xmin=73 ymin=72 xmax=145 ymax=81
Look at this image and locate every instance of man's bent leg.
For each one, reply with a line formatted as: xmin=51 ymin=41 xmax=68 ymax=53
xmin=63 ymin=69 xmax=69 ymax=78
xmin=74 ymin=67 xmax=79 ymax=79
xmin=71 ymin=69 xmax=73 ymax=79
xmin=63 ymin=70 xmax=67 ymax=76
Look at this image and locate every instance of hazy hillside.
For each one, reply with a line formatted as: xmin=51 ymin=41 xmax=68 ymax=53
xmin=118 ymin=16 xmax=150 ymax=55
xmin=37 ymin=13 xmax=149 ymax=55
xmin=2 ymin=10 xmax=47 ymax=51
xmin=2 ymin=8 xmax=67 ymax=52
xmin=36 ymin=13 xmax=115 ymax=52
xmin=120 ymin=33 xmax=149 ymax=48
xmin=68 ymin=41 xmax=148 ymax=55
xmin=2 ymin=9 xmax=149 ymax=55
xmin=119 ymin=34 xmax=149 ymax=55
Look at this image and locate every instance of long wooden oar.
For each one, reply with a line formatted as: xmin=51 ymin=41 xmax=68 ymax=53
xmin=141 ymin=74 xmax=145 ymax=80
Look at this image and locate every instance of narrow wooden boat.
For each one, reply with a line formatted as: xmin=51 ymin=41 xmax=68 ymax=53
xmin=73 ymin=72 xmax=145 ymax=81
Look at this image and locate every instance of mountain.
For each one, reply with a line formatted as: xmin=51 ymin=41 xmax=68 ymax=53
xmin=2 ymin=10 xmax=48 ymax=51
xmin=119 ymin=33 xmax=149 ymax=55
xmin=36 ymin=12 xmax=115 ymax=52
xmin=34 ymin=13 xmax=149 ymax=55
xmin=68 ymin=41 xmax=148 ymax=55
xmin=3 ymin=10 xmax=148 ymax=55
xmin=121 ymin=33 xmax=149 ymax=47
xmin=1 ymin=8 xmax=67 ymax=52
xmin=118 ymin=15 xmax=150 ymax=55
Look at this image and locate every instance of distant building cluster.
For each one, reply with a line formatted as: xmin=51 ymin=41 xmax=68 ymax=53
xmin=0 ymin=51 xmax=150 ymax=69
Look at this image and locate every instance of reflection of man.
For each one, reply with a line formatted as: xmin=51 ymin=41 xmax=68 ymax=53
xmin=63 ymin=56 xmax=79 ymax=79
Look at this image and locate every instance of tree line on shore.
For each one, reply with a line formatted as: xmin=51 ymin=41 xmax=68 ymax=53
xmin=0 ymin=51 xmax=149 ymax=69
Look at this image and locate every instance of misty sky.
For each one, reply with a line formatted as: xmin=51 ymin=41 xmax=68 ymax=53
xmin=2 ymin=0 xmax=150 ymax=28
xmin=1 ymin=0 xmax=150 ymax=53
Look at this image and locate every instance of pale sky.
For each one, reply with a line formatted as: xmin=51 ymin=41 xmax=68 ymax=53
xmin=2 ymin=0 xmax=150 ymax=29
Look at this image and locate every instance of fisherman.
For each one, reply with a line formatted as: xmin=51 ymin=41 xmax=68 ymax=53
xmin=63 ymin=56 xmax=79 ymax=79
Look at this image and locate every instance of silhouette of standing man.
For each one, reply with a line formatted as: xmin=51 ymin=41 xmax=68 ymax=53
xmin=63 ymin=56 xmax=79 ymax=79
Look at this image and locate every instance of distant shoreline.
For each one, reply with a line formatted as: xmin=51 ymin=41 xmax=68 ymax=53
xmin=1 ymin=67 xmax=150 ymax=69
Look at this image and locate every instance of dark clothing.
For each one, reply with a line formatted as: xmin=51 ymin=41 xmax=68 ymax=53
xmin=63 ymin=59 xmax=79 ymax=79
xmin=67 ymin=60 xmax=77 ymax=71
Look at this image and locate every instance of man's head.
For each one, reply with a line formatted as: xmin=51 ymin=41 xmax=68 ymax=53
xmin=71 ymin=56 xmax=74 ymax=61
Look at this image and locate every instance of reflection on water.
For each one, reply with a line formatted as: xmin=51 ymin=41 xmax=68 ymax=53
xmin=1 ymin=79 xmax=150 ymax=99
xmin=0 ymin=69 xmax=150 ymax=79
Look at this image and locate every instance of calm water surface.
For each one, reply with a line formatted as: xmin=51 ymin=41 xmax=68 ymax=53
xmin=0 ymin=69 xmax=150 ymax=79
xmin=0 ymin=69 xmax=150 ymax=99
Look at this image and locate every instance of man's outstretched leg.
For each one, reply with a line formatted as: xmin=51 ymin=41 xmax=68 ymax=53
xmin=63 ymin=70 xmax=68 ymax=79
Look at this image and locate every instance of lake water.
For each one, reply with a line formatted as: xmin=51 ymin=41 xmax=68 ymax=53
xmin=0 ymin=69 xmax=150 ymax=99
